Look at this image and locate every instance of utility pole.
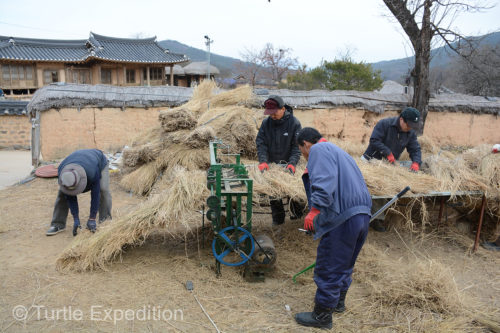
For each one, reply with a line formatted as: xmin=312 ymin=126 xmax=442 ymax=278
xmin=204 ymin=35 xmax=214 ymax=80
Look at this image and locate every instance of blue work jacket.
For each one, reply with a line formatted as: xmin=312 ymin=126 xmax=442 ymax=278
xmin=304 ymin=141 xmax=372 ymax=240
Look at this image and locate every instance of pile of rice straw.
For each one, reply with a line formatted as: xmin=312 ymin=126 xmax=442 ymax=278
xmin=57 ymin=81 xmax=500 ymax=271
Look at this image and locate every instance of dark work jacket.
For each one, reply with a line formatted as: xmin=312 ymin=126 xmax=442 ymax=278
xmin=256 ymin=106 xmax=302 ymax=166
xmin=363 ymin=117 xmax=422 ymax=164
xmin=58 ymin=149 xmax=108 ymax=219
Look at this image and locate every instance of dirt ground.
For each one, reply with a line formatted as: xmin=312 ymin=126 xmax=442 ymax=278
xmin=1 ymin=175 xmax=499 ymax=332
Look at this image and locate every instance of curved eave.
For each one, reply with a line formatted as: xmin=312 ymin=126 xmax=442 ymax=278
xmin=0 ymin=56 xmax=85 ymax=63
xmin=89 ymin=55 xmax=190 ymax=64
xmin=0 ymin=55 xmax=190 ymax=64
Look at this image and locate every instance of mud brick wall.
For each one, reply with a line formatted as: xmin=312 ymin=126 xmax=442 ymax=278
xmin=294 ymin=108 xmax=500 ymax=146
xmin=39 ymin=107 xmax=162 ymax=160
xmin=0 ymin=115 xmax=31 ymax=149
xmin=36 ymin=106 xmax=500 ymax=161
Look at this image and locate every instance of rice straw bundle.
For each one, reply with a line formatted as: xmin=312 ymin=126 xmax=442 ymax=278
xmin=57 ymin=168 xmax=209 ymax=271
xmin=163 ymin=129 xmax=191 ymax=145
xmin=155 ymin=144 xmax=210 ymax=172
xmin=357 ymin=158 xmax=441 ymax=196
xmin=119 ymin=162 xmax=161 ymax=196
xmin=209 ymin=85 xmax=254 ymax=108
xmin=424 ymin=153 xmax=489 ymax=194
xmin=159 ymin=108 xmax=197 ymax=132
xmin=178 ymin=80 xmax=218 ymax=115
xmin=197 ymin=106 xmax=260 ymax=158
xmin=248 ymin=163 xmax=307 ymax=206
xmin=185 ymin=126 xmax=216 ymax=149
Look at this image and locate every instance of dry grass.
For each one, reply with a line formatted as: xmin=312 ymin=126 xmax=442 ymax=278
xmin=57 ymin=167 xmax=209 ymax=271
xmin=119 ymin=162 xmax=160 ymax=196
xmin=248 ymin=162 xmax=307 ymax=206
xmin=159 ymin=108 xmax=197 ymax=132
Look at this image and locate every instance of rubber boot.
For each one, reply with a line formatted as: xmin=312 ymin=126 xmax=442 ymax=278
xmin=270 ymin=198 xmax=285 ymax=225
xmin=370 ymin=219 xmax=387 ymax=232
xmin=294 ymin=304 xmax=333 ymax=329
xmin=333 ymin=290 xmax=347 ymax=313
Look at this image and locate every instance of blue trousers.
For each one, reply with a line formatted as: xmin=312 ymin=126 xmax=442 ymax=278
xmin=314 ymin=213 xmax=370 ymax=308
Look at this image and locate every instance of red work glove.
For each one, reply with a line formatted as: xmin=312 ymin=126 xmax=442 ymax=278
xmin=286 ymin=164 xmax=295 ymax=175
xmin=386 ymin=153 xmax=396 ymax=164
xmin=258 ymin=162 xmax=269 ymax=172
xmin=304 ymin=207 xmax=320 ymax=232
xmin=410 ymin=162 xmax=420 ymax=172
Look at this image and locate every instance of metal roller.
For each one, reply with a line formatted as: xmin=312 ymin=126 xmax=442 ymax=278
xmin=243 ymin=234 xmax=276 ymax=282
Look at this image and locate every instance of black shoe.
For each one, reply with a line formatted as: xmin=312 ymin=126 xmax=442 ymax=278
xmin=87 ymin=220 xmax=97 ymax=233
xmin=295 ymin=304 xmax=333 ymax=329
xmin=333 ymin=290 xmax=347 ymax=313
xmin=370 ymin=219 xmax=387 ymax=232
xmin=46 ymin=225 xmax=65 ymax=236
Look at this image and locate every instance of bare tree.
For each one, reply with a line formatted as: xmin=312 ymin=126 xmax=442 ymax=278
xmin=236 ymin=47 xmax=264 ymax=86
xmin=382 ymin=0 xmax=494 ymax=134
xmin=261 ymin=43 xmax=299 ymax=83
xmin=457 ymin=43 xmax=500 ymax=96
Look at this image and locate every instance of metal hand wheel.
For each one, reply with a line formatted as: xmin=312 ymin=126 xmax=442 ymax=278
xmin=212 ymin=226 xmax=255 ymax=266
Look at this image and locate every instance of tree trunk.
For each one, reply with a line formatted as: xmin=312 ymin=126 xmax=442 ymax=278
xmin=412 ymin=0 xmax=432 ymax=135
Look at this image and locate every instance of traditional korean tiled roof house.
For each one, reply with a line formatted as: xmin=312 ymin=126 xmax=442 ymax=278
xmin=182 ymin=61 xmax=220 ymax=87
xmin=0 ymin=32 xmax=189 ymax=96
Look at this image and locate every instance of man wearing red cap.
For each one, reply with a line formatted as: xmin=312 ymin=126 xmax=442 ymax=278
xmin=256 ymin=95 xmax=302 ymax=226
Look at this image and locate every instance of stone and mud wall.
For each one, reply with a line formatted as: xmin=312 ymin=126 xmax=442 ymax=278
xmin=36 ymin=106 xmax=500 ymax=161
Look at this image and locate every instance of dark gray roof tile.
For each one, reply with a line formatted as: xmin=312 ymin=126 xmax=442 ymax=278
xmin=0 ymin=33 xmax=189 ymax=64
xmin=0 ymin=101 xmax=29 ymax=116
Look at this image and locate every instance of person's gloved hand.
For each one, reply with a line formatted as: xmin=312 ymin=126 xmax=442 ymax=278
xmin=258 ymin=162 xmax=269 ymax=173
xmin=410 ymin=162 xmax=420 ymax=172
xmin=304 ymin=207 xmax=320 ymax=232
xmin=87 ymin=219 xmax=97 ymax=233
xmin=386 ymin=153 xmax=396 ymax=164
xmin=72 ymin=218 xmax=81 ymax=237
xmin=286 ymin=164 xmax=295 ymax=175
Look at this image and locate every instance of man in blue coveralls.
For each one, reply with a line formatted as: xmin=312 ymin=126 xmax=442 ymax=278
xmin=46 ymin=149 xmax=112 ymax=236
xmin=294 ymin=127 xmax=372 ymax=329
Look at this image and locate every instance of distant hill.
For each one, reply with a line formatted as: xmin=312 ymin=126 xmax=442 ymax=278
xmin=158 ymin=40 xmax=241 ymax=77
xmin=160 ymin=32 xmax=500 ymax=82
xmin=371 ymin=31 xmax=500 ymax=82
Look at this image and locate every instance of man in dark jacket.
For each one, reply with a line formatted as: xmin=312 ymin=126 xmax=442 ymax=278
xmin=362 ymin=107 xmax=422 ymax=232
xmin=294 ymin=127 xmax=372 ymax=329
xmin=46 ymin=149 xmax=112 ymax=236
xmin=256 ymin=95 xmax=302 ymax=225
xmin=362 ymin=107 xmax=422 ymax=168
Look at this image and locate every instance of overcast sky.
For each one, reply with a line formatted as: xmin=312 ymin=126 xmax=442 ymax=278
xmin=1 ymin=0 xmax=499 ymax=67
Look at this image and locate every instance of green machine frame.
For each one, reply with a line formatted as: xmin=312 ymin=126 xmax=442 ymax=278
xmin=205 ymin=140 xmax=255 ymax=275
